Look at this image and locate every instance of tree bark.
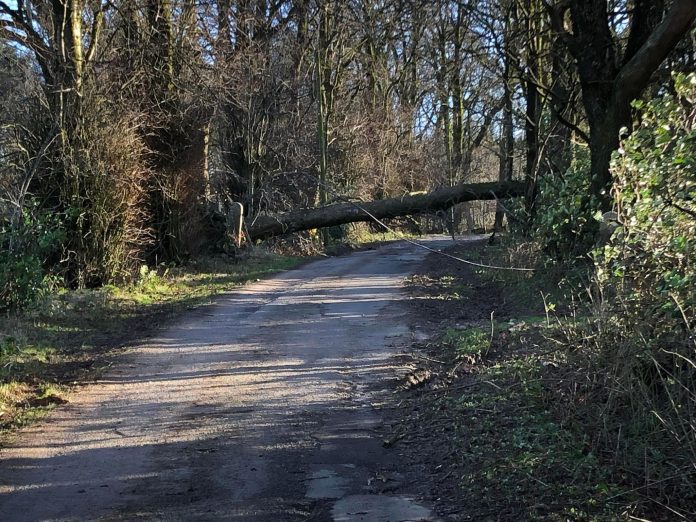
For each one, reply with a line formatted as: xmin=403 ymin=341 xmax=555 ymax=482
xmin=523 ymin=0 xmax=542 ymax=224
xmin=248 ymin=181 xmax=525 ymax=240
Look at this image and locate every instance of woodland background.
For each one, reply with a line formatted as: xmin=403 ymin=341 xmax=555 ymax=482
xmin=1 ymin=1 xmax=695 ymax=518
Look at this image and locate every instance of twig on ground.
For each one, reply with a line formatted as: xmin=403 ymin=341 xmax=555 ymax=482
xmin=410 ymin=354 xmax=447 ymax=365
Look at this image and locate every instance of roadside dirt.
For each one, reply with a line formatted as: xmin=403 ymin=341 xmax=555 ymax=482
xmin=379 ymin=239 xmax=545 ymax=520
xmin=0 ymin=236 xmax=474 ymax=521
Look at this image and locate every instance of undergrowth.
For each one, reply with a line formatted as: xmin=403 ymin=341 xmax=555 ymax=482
xmin=400 ymin=232 xmax=693 ymax=520
xmin=343 ymin=222 xmax=416 ymax=245
xmin=446 ymin=325 xmax=626 ymax=520
xmin=476 ymin=233 xmax=695 ymax=519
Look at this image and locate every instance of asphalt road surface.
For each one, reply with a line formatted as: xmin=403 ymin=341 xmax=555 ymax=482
xmin=0 ymin=238 xmax=456 ymax=521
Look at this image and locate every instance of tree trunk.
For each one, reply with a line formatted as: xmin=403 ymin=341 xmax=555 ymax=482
xmin=523 ymin=0 xmax=543 ymax=225
xmin=495 ymin=46 xmax=514 ymax=232
xmin=588 ymin=110 xmax=623 ymax=205
xmin=561 ymin=0 xmax=696 ymax=208
xmin=248 ymin=181 xmax=525 ymax=240
xmin=546 ymin=34 xmax=573 ymax=176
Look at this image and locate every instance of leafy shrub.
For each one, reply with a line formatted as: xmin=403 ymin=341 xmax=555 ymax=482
xmin=572 ymin=72 xmax=696 ymax=514
xmin=602 ymin=72 xmax=695 ymax=326
xmin=0 ymin=202 xmax=64 ymax=310
xmin=531 ymin=146 xmax=597 ymax=260
xmin=0 ymin=336 xmax=19 ymax=358
xmin=443 ymin=327 xmax=490 ymax=362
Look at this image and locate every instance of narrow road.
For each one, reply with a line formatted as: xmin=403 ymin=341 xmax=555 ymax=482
xmin=0 ymin=238 xmax=453 ymax=521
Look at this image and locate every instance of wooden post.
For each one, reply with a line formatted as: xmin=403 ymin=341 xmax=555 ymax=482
xmin=228 ymin=202 xmax=244 ymax=248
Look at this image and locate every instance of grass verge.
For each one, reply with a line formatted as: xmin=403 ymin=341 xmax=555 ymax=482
xmin=390 ymin=237 xmax=692 ymax=520
xmin=0 ymin=248 xmax=303 ymax=438
xmin=432 ymin=325 xmax=628 ymax=520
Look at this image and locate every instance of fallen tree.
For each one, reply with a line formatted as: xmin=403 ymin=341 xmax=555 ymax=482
xmin=248 ymin=180 xmax=525 ymax=240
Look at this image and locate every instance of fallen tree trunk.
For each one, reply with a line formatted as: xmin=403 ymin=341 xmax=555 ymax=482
xmin=248 ymin=180 xmax=524 ymax=240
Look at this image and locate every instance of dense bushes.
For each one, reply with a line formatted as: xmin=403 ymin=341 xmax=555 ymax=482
xmin=603 ymin=72 xmax=695 ymax=330
xmin=532 ymin=147 xmax=595 ymax=260
xmin=1 ymin=97 xmax=153 ymax=304
xmin=58 ymin=98 xmax=152 ymax=288
xmin=598 ymin=73 xmax=694 ymax=451
xmin=557 ymin=73 xmax=696 ymax=512
xmin=514 ymin=73 xmax=696 ymax=516
xmin=0 ymin=202 xmax=63 ymax=310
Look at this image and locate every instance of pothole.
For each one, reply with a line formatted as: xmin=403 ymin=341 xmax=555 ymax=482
xmin=332 ymin=494 xmax=436 ymax=521
xmin=305 ymin=469 xmax=351 ymax=499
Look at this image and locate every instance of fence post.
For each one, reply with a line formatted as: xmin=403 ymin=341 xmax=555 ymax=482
xmin=228 ymin=202 xmax=244 ymax=248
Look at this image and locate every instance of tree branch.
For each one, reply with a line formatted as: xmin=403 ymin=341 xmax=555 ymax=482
xmin=555 ymin=110 xmax=590 ymax=143
xmin=544 ymin=0 xmax=577 ymax=53
xmin=614 ymin=0 xmax=696 ymax=107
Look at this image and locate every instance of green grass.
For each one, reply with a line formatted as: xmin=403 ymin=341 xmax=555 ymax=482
xmin=401 ymin=239 xmax=642 ymax=519
xmin=0 ymin=248 xmax=303 ymax=437
xmin=439 ymin=329 xmax=628 ymax=521
xmin=442 ymin=327 xmax=490 ymax=360
xmin=398 ymin=237 xmax=695 ymax=519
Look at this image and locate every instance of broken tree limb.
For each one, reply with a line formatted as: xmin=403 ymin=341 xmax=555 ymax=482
xmin=248 ymin=180 xmax=525 ymax=240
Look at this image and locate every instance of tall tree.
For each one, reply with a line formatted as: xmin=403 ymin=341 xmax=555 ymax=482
xmin=494 ymin=2 xmax=516 ymax=231
xmin=549 ymin=0 xmax=696 ymax=207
